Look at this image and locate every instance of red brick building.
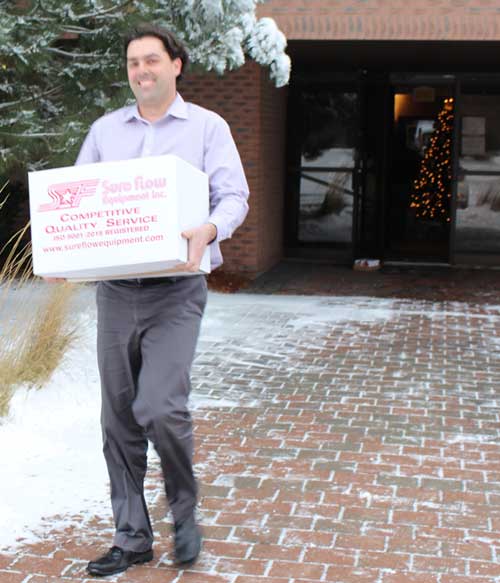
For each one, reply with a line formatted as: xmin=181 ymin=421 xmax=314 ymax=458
xmin=182 ymin=0 xmax=500 ymax=275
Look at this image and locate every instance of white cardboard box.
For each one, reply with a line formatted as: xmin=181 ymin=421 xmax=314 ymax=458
xmin=28 ymin=155 xmax=210 ymax=281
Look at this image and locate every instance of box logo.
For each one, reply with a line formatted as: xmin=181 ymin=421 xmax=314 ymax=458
xmin=38 ymin=179 xmax=100 ymax=212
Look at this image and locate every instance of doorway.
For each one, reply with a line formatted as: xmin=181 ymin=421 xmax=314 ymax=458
xmin=284 ymin=72 xmax=387 ymax=262
xmin=285 ymin=79 xmax=360 ymax=260
xmin=385 ymin=77 xmax=456 ymax=262
xmin=285 ymin=67 xmax=500 ymax=267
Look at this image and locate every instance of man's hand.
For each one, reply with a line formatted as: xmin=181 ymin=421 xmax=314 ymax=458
xmin=42 ymin=277 xmax=66 ymax=283
xmin=180 ymin=223 xmax=217 ymax=272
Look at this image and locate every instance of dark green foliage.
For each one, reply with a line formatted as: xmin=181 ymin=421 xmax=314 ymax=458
xmin=0 ymin=1 xmax=150 ymax=178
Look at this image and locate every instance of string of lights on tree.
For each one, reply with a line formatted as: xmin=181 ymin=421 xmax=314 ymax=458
xmin=409 ymin=97 xmax=454 ymax=223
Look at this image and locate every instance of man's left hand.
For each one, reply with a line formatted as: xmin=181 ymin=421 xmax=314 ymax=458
xmin=180 ymin=223 xmax=217 ymax=272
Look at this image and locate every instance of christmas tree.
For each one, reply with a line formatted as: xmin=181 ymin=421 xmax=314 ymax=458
xmin=0 ymin=0 xmax=291 ymax=178
xmin=409 ymin=98 xmax=454 ymax=223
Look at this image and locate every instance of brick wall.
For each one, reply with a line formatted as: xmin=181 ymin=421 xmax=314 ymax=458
xmin=259 ymin=0 xmax=500 ymax=40
xmin=182 ymin=62 xmax=287 ymax=275
xmin=258 ymin=74 xmax=287 ymax=272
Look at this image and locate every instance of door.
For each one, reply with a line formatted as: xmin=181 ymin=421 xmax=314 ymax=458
xmin=285 ymin=76 xmax=361 ymax=260
xmin=384 ymin=75 xmax=457 ymax=262
xmin=453 ymin=77 xmax=500 ymax=264
xmin=353 ymin=72 xmax=389 ymax=259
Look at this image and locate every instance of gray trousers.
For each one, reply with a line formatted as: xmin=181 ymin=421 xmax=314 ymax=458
xmin=96 ymin=275 xmax=207 ymax=552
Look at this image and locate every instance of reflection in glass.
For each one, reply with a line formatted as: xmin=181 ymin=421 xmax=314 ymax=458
xmin=298 ymin=168 xmax=353 ymax=243
xmin=409 ymin=98 xmax=454 ymax=224
xmin=387 ymin=90 xmax=452 ymax=261
xmin=455 ymin=176 xmax=500 ymax=253
xmin=298 ymin=91 xmax=358 ymax=244
xmin=456 ymin=93 xmax=500 ymax=254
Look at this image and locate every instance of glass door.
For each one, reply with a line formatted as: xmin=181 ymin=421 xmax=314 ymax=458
xmin=286 ymin=78 xmax=361 ymax=257
xmin=453 ymin=78 xmax=500 ymax=263
xmin=298 ymin=88 xmax=358 ymax=246
xmin=385 ymin=75 xmax=456 ymax=262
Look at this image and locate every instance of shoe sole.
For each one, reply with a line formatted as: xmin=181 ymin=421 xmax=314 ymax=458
xmin=174 ymin=555 xmax=200 ymax=568
xmin=87 ymin=551 xmax=153 ymax=577
xmin=174 ymin=543 xmax=202 ymax=568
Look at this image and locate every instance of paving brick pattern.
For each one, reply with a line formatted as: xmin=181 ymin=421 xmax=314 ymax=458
xmin=1 ymin=291 xmax=500 ymax=582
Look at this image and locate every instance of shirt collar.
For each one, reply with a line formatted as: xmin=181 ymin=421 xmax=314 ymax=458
xmin=123 ymin=92 xmax=188 ymax=123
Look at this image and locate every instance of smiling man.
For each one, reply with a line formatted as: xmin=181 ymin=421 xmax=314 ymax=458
xmin=75 ymin=24 xmax=249 ymax=577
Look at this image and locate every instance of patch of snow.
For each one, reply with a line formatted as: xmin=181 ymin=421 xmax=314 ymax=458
xmin=0 ymin=285 xmax=498 ymax=551
xmin=0 ymin=310 xmax=104 ymax=550
xmin=190 ymin=397 xmax=241 ymax=410
xmin=446 ymin=434 xmax=499 ymax=444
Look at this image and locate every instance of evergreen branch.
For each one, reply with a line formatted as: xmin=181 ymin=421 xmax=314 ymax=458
xmin=46 ymin=47 xmax=100 ymax=58
xmin=0 ymin=132 xmax=64 ymax=138
xmin=32 ymin=0 xmax=60 ymax=18
xmin=0 ymin=86 xmax=63 ymax=111
xmin=60 ymin=25 xmax=95 ymax=35
xmin=73 ymin=0 xmax=134 ymax=20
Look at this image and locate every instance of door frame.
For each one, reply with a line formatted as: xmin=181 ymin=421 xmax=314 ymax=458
xmin=353 ymin=70 xmax=391 ymax=260
xmin=284 ymin=71 xmax=378 ymax=263
xmin=383 ymin=72 xmax=500 ymax=266
xmin=285 ymin=70 xmax=500 ymax=266
xmin=382 ymin=73 xmax=459 ymax=264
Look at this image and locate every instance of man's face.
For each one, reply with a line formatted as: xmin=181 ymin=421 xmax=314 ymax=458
xmin=126 ymin=36 xmax=182 ymax=107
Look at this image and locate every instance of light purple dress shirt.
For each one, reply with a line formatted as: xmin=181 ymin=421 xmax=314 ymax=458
xmin=75 ymin=93 xmax=249 ymax=269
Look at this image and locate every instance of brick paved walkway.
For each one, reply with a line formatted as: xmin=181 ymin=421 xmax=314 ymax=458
xmin=1 ymin=289 xmax=500 ymax=583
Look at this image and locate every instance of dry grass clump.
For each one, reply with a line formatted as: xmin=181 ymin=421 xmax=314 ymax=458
xmin=0 ymin=283 xmax=77 ymax=388
xmin=319 ymin=172 xmax=349 ymax=216
xmin=0 ymin=195 xmax=77 ymax=417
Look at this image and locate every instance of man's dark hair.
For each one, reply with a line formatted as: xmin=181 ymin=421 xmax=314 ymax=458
xmin=124 ymin=24 xmax=189 ymax=80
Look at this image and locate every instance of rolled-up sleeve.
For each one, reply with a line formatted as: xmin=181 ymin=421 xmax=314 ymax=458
xmin=204 ymin=116 xmax=249 ymax=242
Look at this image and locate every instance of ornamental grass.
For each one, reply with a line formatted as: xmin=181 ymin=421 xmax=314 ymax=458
xmin=0 ymin=188 xmax=77 ymax=417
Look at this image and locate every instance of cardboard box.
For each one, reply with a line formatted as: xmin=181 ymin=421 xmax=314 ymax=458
xmin=353 ymin=259 xmax=381 ymax=272
xmin=28 ymin=155 xmax=210 ymax=281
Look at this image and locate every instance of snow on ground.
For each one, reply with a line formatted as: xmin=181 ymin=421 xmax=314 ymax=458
xmin=457 ymin=204 xmax=500 ymax=232
xmin=0 ymin=284 xmax=497 ymax=551
xmin=299 ymin=207 xmax=353 ymax=243
xmin=0 ymin=285 xmax=394 ymax=550
xmin=0 ymin=289 xmax=103 ymax=550
xmin=298 ymin=148 xmax=354 ymax=243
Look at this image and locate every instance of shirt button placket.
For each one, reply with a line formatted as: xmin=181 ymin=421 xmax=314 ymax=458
xmin=141 ymin=123 xmax=154 ymax=157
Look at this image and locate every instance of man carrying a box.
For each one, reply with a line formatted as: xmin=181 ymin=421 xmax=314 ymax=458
xmin=74 ymin=24 xmax=249 ymax=576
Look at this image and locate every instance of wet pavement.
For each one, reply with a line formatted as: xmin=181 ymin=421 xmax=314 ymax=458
xmin=1 ymin=265 xmax=500 ymax=583
xmin=238 ymin=261 xmax=500 ymax=303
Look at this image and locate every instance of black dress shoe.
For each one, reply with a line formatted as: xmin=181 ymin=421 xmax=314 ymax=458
xmin=174 ymin=514 xmax=202 ymax=566
xmin=86 ymin=546 xmax=153 ymax=576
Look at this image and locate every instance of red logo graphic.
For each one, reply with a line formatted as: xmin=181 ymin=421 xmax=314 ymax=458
xmin=38 ymin=179 xmax=100 ymax=212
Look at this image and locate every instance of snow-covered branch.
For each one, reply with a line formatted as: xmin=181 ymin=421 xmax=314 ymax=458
xmin=73 ymin=0 xmax=134 ymax=20
xmin=45 ymin=47 xmax=100 ymax=59
xmin=0 ymin=87 xmax=63 ymax=111
xmin=0 ymin=132 xmax=65 ymax=138
xmin=0 ymin=0 xmax=291 ymax=177
xmin=176 ymin=1 xmax=291 ymax=86
xmin=60 ymin=25 xmax=95 ymax=35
